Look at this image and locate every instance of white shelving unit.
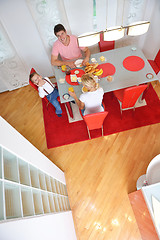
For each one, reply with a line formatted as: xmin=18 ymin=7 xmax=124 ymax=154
xmin=0 ymin=145 xmax=70 ymax=223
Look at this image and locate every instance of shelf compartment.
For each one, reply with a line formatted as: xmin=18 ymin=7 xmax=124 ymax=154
xmin=53 ymin=195 xmax=60 ymax=212
xmin=30 ymin=166 xmax=40 ymax=189
xmin=0 ymin=181 xmax=4 ymax=220
xmin=48 ymin=193 xmax=56 ymax=213
xmin=4 ymin=183 xmax=22 ymax=219
xmin=54 ymin=180 xmax=61 ymax=194
xmin=21 ymin=187 xmax=34 ymax=217
xmin=51 ymin=178 xmax=56 ymax=193
xmin=32 ymin=190 xmax=43 ymax=215
xmin=60 ymin=196 xmax=66 ymax=211
xmin=57 ymin=195 xmax=63 ymax=211
xmin=0 ymin=146 xmax=2 ymax=179
xmin=39 ymin=171 xmax=46 ymax=190
xmin=41 ymin=192 xmax=50 ymax=214
xmin=18 ymin=159 xmax=30 ymax=186
xmin=63 ymin=184 xmax=68 ymax=196
xmin=3 ymin=149 xmax=19 ymax=183
xmin=45 ymin=175 xmax=52 ymax=192
xmin=65 ymin=197 xmax=71 ymax=210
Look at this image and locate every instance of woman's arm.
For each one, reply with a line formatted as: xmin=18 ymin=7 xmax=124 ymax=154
xmin=68 ymin=91 xmax=85 ymax=109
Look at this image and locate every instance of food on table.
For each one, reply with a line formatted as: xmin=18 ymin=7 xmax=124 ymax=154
xmin=107 ymin=76 xmax=113 ymax=82
xmin=85 ymin=62 xmax=99 ymax=74
xmin=59 ymin=78 xmax=65 ymax=83
xmin=68 ymin=87 xmax=74 ymax=92
xmin=77 ymin=77 xmax=82 ymax=83
xmin=82 ymin=86 xmax=88 ymax=93
xmin=70 ymin=74 xmax=77 ymax=82
xmin=75 ymin=59 xmax=83 ymax=68
xmin=91 ymin=58 xmax=97 ymax=63
xmin=100 ymin=56 xmax=105 ymax=62
xmin=61 ymin=65 xmax=67 ymax=71
xmin=93 ymin=68 xmax=103 ymax=76
xmin=74 ymin=70 xmax=79 ymax=74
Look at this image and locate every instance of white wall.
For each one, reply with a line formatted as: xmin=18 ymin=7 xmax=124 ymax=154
xmin=0 ymin=0 xmax=53 ymax=79
xmin=142 ymin=0 xmax=160 ymax=59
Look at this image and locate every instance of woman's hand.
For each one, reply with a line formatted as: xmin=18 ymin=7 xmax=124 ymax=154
xmin=68 ymin=90 xmax=76 ymax=98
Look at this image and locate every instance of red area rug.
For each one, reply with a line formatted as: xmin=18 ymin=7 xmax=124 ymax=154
xmin=42 ymin=84 xmax=160 ymax=148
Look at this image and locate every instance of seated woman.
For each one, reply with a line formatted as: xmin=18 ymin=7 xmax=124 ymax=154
xmin=68 ymin=73 xmax=104 ymax=115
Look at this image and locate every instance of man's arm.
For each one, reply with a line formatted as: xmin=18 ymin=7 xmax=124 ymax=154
xmin=82 ymin=47 xmax=91 ymax=65
xmin=51 ymin=54 xmax=76 ymax=68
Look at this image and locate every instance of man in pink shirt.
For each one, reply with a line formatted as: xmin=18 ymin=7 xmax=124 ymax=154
xmin=51 ymin=24 xmax=90 ymax=68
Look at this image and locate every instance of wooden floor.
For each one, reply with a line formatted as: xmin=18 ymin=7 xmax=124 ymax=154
xmin=1 ymin=81 xmax=160 ymax=240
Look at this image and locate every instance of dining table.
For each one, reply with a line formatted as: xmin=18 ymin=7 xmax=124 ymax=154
xmin=53 ymin=45 xmax=159 ymax=117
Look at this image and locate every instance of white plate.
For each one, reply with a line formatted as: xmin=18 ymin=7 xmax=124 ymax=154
xmin=63 ymin=93 xmax=70 ymax=100
xmin=131 ymin=47 xmax=137 ymax=51
xmin=75 ymin=59 xmax=83 ymax=68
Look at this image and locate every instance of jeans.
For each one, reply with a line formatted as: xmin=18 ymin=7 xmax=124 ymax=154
xmin=46 ymin=88 xmax=62 ymax=115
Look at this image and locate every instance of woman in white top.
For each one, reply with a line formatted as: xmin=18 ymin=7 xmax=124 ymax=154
xmin=68 ymin=73 xmax=104 ymax=115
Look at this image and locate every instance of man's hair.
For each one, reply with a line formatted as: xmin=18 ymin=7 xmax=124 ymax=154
xmin=29 ymin=72 xmax=38 ymax=82
xmin=54 ymin=24 xmax=66 ymax=36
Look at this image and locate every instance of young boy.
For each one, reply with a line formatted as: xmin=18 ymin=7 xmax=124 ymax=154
xmin=30 ymin=72 xmax=62 ymax=117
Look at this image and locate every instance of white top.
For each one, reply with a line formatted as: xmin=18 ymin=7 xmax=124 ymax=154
xmin=79 ymin=87 xmax=104 ymax=115
xmin=38 ymin=77 xmax=55 ymax=98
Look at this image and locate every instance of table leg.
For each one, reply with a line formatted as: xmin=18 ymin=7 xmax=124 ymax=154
xmin=65 ymin=102 xmax=74 ymax=118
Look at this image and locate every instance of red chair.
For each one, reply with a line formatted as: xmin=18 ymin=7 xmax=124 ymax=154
xmin=83 ymin=111 xmax=108 ymax=139
xmin=98 ymin=32 xmax=115 ymax=52
xmin=29 ymin=68 xmax=49 ymax=104
xmin=114 ymin=85 xmax=148 ymax=115
xmin=148 ymin=49 xmax=160 ymax=75
xmin=29 ymin=68 xmax=74 ymax=118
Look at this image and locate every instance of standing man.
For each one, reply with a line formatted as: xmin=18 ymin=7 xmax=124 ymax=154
xmin=51 ymin=24 xmax=90 ymax=68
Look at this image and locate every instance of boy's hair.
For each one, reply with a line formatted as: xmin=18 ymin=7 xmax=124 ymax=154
xmin=29 ymin=72 xmax=39 ymax=82
xmin=54 ymin=24 xmax=66 ymax=36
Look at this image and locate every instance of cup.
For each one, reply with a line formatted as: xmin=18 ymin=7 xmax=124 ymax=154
xmin=65 ymin=66 xmax=71 ymax=75
xmin=68 ymin=87 xmax=74 ymax=92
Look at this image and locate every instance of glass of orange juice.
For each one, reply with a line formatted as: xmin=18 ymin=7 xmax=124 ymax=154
xmin=68 ymin=87 xmax=74 ymax=92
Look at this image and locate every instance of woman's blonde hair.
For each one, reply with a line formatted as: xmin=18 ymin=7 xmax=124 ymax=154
xmin=81 ymin=74 xmax=98 ymax=90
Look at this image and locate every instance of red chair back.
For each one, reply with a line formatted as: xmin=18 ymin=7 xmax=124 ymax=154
xmin=83 ymin=111 xmax=108 ymax=131
xmin=154 ymin=49 xmax=160 ymax=70
xmin=98 ymin=33 xmax=115 ymax=52
xmin=122 ymin=85 xmax=148 ymax=109
xmin=29 ymin=68 xmax=49 ymax=104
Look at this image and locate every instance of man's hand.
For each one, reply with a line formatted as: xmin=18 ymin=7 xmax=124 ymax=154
xmin=82 ymin=57 xmax=90 ymax=66
xmin=67 ymin=61 xmax=76 ymax=69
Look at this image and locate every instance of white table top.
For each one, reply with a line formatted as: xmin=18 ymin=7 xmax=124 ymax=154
xmin=53 ymin=45 xmax=158 ymax=103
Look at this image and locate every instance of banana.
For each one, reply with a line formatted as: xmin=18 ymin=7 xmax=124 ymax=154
xmin=94 ymin=69 xmax=103 ymax=76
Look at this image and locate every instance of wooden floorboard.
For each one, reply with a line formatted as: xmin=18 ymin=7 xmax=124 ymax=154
xmin=0 ymin=82 xmax=160 ymax=239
